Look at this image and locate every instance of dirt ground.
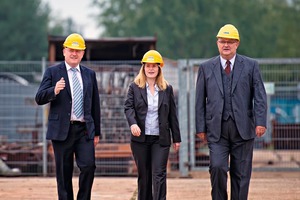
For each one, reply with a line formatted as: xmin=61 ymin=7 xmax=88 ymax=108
xmin=0 ymin=171 xmax=299 ymax=200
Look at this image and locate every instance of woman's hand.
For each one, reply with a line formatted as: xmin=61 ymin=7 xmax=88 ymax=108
xmin=130 ymin=124 xmax=141 ymax=137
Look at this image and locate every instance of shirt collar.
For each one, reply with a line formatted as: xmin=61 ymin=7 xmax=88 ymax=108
xmin=220 ymin=55 xmax=236 ymax=69
xmin=146 ymin=82 xmax=159 ymax=91
xmin=65 ymin=62 xmax=81 ymax=72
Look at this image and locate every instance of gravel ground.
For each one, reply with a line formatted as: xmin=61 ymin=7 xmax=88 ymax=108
xmin=0 ymin=171 xmax=299 ymax=200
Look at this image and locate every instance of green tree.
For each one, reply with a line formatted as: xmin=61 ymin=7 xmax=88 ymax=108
xmin=274 ymin=0 xmax=300 ymax=57
xmin=0 ymin=0 xmax=51 ymax=60
xmin=94 ymin=0 xmax=300 ymax=59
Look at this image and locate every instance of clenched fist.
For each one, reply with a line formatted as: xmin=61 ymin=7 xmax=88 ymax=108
xmin=54 ymin=77 xmax=65 ymax=95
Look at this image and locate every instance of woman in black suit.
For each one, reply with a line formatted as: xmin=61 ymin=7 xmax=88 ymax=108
xmin=124 ymin=50 xmax=181 ymax=200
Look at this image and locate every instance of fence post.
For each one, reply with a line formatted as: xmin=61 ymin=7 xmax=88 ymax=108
xmin=178 ymin=59 xmax=190 ymax=177
xmin=41 ymin=57 xmax=48 ymax=176
xmin=188 ymin=62 xmax=196 ymax=170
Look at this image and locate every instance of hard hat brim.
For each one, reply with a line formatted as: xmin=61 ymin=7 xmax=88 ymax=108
xmin=141 ymin=61 xmax=164 ymax=67
xmin=216 ymin=36 xmax=240 ymax=41
xmin=63 ymin=45 xmax=86 ymax=50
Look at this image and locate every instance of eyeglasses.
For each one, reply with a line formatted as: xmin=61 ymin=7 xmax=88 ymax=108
xmin=217 ymin=40 xmax=237 ymax=45
xmin=64 ymin=48 xmax=84 ymax=53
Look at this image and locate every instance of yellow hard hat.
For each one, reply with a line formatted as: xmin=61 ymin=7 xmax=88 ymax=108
xmin=63 ymin=33 xmax=86 ymax=50
xmin=141 ymin=50 xmax=164 ymax=67
xmin=216 ymin=24 xmax=240 ymax=41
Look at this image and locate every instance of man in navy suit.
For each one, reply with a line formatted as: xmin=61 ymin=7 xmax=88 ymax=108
xmin=35 ymin=33 xmax=100 ymax=200
xmin=195 ymin=24 xmax=267 ymax=200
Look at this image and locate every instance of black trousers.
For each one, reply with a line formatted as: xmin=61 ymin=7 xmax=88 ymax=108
xmin=131 ymin=135 xmax=170 ymax=200
xmin=52 ymin=123 xmax=96 ymax=200
xmin=208 ymin=117 xmax=254 ymax=200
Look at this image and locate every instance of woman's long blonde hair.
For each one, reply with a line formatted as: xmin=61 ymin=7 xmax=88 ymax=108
xmin=134 ymin=64 xmax=168 ymax=90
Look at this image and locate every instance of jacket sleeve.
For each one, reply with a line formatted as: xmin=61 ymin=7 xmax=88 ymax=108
xmin=195 ymin=64 xmax=207 ymax=133
xmin=253 ymin=60 xmax=267 ymax=127
xmin=91 ymin=70 xmax=101 ymax=136
xmin=35 ymin=67 xmax=56 ymax=105
xmin=124 ymin=83 xmax=137 ymax=127
xmin=168 ymin=85 xmax=181 ymax=143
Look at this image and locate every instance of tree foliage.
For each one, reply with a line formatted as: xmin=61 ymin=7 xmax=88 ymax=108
xmin=0 ymin=0 xmax=80 ymax=61
xmin=94 ymin=0 xmax=300 ymax=59
xmin=0 ymin=0 xmax=50 ymax=60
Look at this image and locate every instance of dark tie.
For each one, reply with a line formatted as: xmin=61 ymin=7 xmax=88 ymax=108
xmin=225 ymin=60 xmax=231 ymax=75
xmin=71 ymin=68 xmax=83 ymax=118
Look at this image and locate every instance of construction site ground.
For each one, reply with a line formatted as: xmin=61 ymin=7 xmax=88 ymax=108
xmin=0 ymin=171 xmax=299 ymax=200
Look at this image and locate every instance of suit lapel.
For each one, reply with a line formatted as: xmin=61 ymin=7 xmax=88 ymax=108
xmin=80 ymin=65 xmax=89 ymax=97
xmin=158 ymin=89 xmax=164 ymax=109
xmin=231 ymin=55 xmax=244 ymax=94
xmin=139 ymin=85 xmax=163 ymax=107
xmin=212 ymin=57 xmax=224 ymax=95
xmin=140 ymin=87 xmax=148 ymax=105
xmin=59 ymin=63 xmax=71 ymax=97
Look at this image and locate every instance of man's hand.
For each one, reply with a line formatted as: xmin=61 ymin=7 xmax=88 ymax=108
xmin=173 ymin=143 xmax=180 ymax=152
xmin=256 ymin=126 xmax=266 ymax=137
xmin=196 ymin=132 xmax=207 ymax=142
xmin=54 ymin=77 xmax=65 ymax=95
xmin=94 ymin=136 xmax=100 ymax=147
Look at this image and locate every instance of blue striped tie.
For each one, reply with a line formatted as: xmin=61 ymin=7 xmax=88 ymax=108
xmin=71 ymin=68 xmax=83 ymax=118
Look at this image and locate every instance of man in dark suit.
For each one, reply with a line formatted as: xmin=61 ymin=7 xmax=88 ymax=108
xmin=195 ymin=24 xmax=267 ymax=200
xmin=35 ymin=33 xmax=100 ymax=200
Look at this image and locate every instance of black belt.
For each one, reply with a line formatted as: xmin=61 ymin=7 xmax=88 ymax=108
xmin=70 ymin=121 xmax=85 ymax=125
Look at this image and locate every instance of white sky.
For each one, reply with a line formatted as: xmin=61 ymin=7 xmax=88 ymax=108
xmin=42 ymin=0 xmax=101 ymax=39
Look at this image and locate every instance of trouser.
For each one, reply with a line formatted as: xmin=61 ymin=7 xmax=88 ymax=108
xmin=131 ymin=135 xmax=170 ymax=200
xmin=208 ymin=117 xmax=254 ymax=200
xmin=52 ymin=122 xmax=96 ymax=200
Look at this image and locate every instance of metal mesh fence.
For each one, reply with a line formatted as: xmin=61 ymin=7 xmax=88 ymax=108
xmin=0 ymin=59 xmax=299 ymax=177
xmin=177 ymin=58 xmax=300 ymax=175
xmin=0 ymin=61 xmax=45 ymax=175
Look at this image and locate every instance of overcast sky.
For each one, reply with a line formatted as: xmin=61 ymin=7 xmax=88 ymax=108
xmin=42 ymin=0 xmax=101 ymax=39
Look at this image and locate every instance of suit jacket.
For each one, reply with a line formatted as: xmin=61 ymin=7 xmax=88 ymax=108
xmin=124 ymin=82 xmax=181 ymax=146
xmin=35 ymin=62 xmax=101 ymax=141
xmin=195 ymin=54 xmax=267 ymax=142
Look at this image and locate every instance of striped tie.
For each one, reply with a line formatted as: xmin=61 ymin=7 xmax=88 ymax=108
xmin=71 ymin=68 xmax=83 ymax=118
